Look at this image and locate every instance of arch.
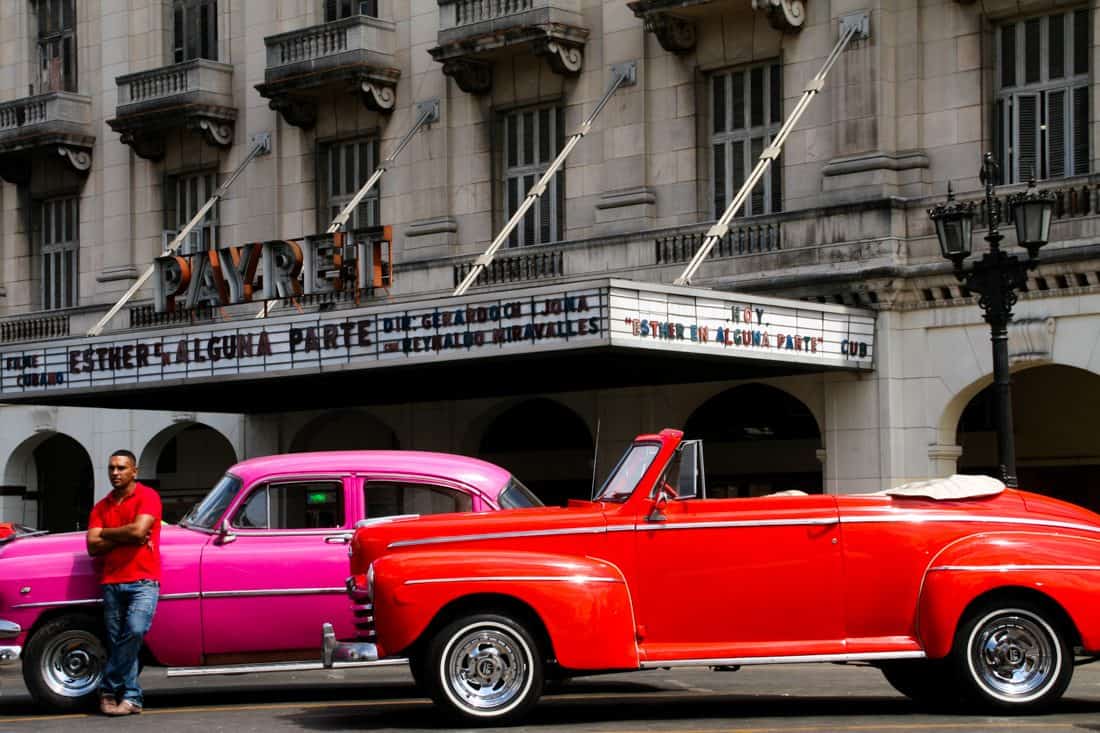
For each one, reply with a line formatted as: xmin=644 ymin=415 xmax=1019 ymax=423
xmin=140 ymin=422 xmax=238 ymax=523
xmin=953 ymin=364 xmax=1100 ymax=511
xmin=3 ymin=432 xmax=93 ymax=533
xmin=288 ymin=410 xmax=399 ymax=453
xmin=477 ymin=398 xmax=594 ymax=506
xmin=684 ymin=383 xmax=822 ymax=498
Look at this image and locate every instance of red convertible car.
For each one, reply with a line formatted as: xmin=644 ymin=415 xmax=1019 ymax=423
xmin=324 ymin=428 xmax=1100 ymax=723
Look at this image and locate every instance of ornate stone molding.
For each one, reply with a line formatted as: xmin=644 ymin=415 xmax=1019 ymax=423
xmin=534 ymin=39 xmax=583 ymax=76
xmin=644 ymin=14 xmax=697 ymax=55
xmin=361 ymin=81 xmax=396 ymax=112
xmin=1009 ymin=317 xmax=1056 ymax=363
xmin=192 ymin=118 xmax=234 ymax=148
xmin=268 ymin=96 xmax=318 ymax=130
xmin=57 ymin=145 xmax=91 ymax=172
xmin=442 ymin=59 xmax=492 ymax=95
xmin=751 ymin=0 xmax=807 ymax=33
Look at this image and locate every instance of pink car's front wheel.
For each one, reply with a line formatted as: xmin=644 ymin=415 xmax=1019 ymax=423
xmin=22 ymin=614 xmax=107 ymax=713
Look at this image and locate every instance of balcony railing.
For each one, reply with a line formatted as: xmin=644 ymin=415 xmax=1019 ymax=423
xmin=116 ymin=59 xmax=234 ymax=110
xmin=109 ymin=59 xmax=236 ymax=159
xmin=258 ymin=15 xmax=399 ymax=127
xmin=0 ymin=313 xmax=70 ymax=345
xmin=453 ymin=249 xmax=564 ymax=288
xmin=655 ymin=220 xmax=782 ymax=265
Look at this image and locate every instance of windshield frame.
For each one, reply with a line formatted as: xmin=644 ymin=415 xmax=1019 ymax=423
xmin=180 ymin=473 xmax=243 ymax=531
xmin=594 ymin=441 xmax=662 ymax=503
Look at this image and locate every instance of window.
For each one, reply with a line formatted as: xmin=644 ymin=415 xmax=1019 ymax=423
xmin=164 ymin=171 xmax=219 ymax=253
xmin=36 ymin=0 xmax=76 ymax=93
xmin=234 ymin=481 xmax=344 ymax=529
xmin=324 ymin=0 xmax=377 ymax=21
xmin=318 ymin=138 xmax=380 ymax=231
xmin=173 ymin=0 xmax=218 ymax=63
xmin=39 ymin=196 xmax=79 ymax=310
xmin=710 ymin=61 xmax=783 ymax=218
xmin=364 ymin=482 xmax=472 ymax=519
xmin=502 ymin=105 xmax=562 ymax=247
xmin=996 ymin=10 xmax=1090 ymax=183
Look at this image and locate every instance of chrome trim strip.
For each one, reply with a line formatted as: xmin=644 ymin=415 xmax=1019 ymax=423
xmin=202 ymin=587 xmax=345 ymax=599
xmin=640 ymin=518 xmax=839 ymax=530
xmin=841 ymin=514 xmax=1100 ymax=534
xmin=639 ymin=650 xmax=926 ymax=669
xmin=389 ymin=525 xmax=607 ymax=549
xmin=12 ymin=598 xmax=101 ymax=609
xmin=165 ymin=658 xmax=407 ymax=677
xmin=404 ymin=575 xmax=620 ymax=586
xmin=930 ymin=564 xmax=1100 ymax=573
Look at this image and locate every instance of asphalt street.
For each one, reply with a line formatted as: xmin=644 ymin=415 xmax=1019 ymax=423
xmin=2 ymin=660 xmax=1100 ymax=731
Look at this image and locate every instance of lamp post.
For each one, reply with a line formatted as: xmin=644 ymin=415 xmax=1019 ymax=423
xmin=927 ymin=153 xmax=1055 ymax=488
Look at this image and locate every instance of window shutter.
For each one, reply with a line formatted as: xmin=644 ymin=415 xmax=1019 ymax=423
xmin=315 ymin=143 xmax=330 ymax=232
xmin=1024 ymin=18 xmax=1041 ymax=84
xmin=1048 ymin=13 xmax=1064 ymax=80
xmin=1073 ymin=86 xmax=1089 ymax=175
xmin=1074 ymin=10 xmax=1088 ymax=75
xmin=1000 ymin=24 xmax=1016 ymax=88
xmin=1016 ymin=94 xmax=1039 ymax=181
xmin=1047 ymin=90 xmax=1065 ymax=178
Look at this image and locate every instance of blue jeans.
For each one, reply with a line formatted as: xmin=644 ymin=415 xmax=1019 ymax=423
xmin=100 ymin=580 xmax=159 ymax=707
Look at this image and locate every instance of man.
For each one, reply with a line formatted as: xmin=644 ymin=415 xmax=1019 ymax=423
xmin=86 ymin=450 xmax=161 ymax=716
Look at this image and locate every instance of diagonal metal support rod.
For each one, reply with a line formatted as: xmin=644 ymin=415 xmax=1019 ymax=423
xmin=453 ymin=62 xmax=637 ymax=296
xmin=674 ymin=17 xmax=865 ymax=286
xmin=87 ymin=133 xmax=273 ymax=336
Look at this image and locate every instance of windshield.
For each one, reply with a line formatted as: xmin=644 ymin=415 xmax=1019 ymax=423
xmin=498 ymin=477 xmax=544 ymax=509
xmin=595 ymin=443 xmax=661 ymax=502
xmin=180 ymin=474 xmax=242 ymax=530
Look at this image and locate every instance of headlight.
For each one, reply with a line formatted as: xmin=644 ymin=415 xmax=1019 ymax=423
xmin=366 ymin=562 xmax=375 ymax=599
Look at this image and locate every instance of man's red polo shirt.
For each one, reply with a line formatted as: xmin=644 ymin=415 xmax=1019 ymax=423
xmin=88 ymin=482 xmax=162 ymax=584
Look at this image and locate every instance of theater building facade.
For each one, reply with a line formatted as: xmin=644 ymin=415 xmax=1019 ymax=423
xmin=1 ymin=0 xmax=1099 ymax=530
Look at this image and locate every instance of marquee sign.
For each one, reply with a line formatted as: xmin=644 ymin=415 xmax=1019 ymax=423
xmin=0 ymin=279 xmax=874 ymax=398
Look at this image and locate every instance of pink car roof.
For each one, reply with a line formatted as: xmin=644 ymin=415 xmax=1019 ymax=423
xmin=228 ymin=451 xmax=514 ymax=500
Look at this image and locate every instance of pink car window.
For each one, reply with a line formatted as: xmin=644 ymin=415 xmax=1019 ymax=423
xmin=234 ymin=480 xmax=344 ymax=529
xmin=364 ymin=481 xmax=472 ymax=518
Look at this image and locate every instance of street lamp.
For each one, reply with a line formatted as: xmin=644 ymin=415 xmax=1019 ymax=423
xmin=927 ymin=153 xmax=1055 ymax=488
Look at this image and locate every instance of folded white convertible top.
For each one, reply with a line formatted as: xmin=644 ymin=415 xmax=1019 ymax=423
xmin=883 ymin=474 xmax=1006 ymax=500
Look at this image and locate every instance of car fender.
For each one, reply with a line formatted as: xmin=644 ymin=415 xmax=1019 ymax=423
xmin=371 ymin=549 xmax=639 ymax=670
xmin=917 ymin=531 xmax=1100 ymax=657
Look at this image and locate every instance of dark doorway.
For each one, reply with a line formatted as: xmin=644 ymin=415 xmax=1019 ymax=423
xmin=684 ymin=384 xmax=822 ymax=498
xmin=34 ymin=434 xmax=94 ymax=533
xmin=479 ymin=399 xmax=593 ymax=506
xmin=957 ymin=364 xmax=1100 ymax=512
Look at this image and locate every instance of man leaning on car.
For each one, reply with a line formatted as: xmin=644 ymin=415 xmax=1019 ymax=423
xmin=85 ymin=449 xmax=162 ymax=716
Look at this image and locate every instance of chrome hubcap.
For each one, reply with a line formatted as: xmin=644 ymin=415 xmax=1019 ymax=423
xmin=970 ymin=611 xmax=1057 ymax=701
xmin=447 ymin=626 xmax=528 ymax=711
xmin=41 ymin=631 xmax=105 ymax=698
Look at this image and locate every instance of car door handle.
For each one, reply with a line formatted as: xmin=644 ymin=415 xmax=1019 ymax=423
xmin=325 ymin=534 xmax=353 ymax=544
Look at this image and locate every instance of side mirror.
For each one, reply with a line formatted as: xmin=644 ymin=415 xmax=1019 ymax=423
xmin=215 ymin=518 xmax=237 ymax=545
xmin=647 ymin=493 xmax=668 ymax=523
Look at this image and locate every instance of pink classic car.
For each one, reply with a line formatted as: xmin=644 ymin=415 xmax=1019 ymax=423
xmin=326 ymin=429 xmax=1100 ymax=724
xmin=0 ymin=450 xmax=540 ymax=712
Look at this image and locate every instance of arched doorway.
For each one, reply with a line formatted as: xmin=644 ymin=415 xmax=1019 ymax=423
xmin=684 ymin=384 xmax=822 ymax=498
xmin=478 ymin=399 xmax=593 ymax=506
xmin=288 ymin=410 xmax=399 ymax=453
xmin=143 ymin=423 xmax=237 ymax=523
xmin=25 ymin=434 xmax=94 ymax=533
xmin=957 ymin=364 xmax=1100 ymax=512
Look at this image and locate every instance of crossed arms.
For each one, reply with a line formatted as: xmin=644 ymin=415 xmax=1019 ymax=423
xmin=86 ymin=514 xmax=156 ymax=556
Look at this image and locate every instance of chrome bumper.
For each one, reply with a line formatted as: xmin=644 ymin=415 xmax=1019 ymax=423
xmin=321 ymin=622 xmax=380 ymax=668
xmin=0 ymin=620 xmax=21 ymax=664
